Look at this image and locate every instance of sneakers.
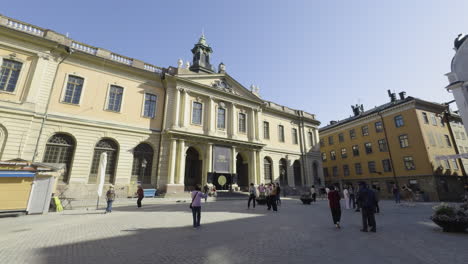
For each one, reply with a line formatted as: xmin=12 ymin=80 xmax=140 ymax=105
xmin=336 ymin=223 xmax=341 ymax=229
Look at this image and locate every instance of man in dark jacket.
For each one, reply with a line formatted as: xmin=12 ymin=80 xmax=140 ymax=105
xmin=327 ymin=186 xmax=341 ymax=228
xmin=357 ymin=182 xmax=377 ymax=232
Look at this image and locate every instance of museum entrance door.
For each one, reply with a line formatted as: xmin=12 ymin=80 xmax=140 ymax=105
xmin=184 ymin=147 xmax=202 ymax=191
xmin=236 ymin=153 xmax=249 ymax=190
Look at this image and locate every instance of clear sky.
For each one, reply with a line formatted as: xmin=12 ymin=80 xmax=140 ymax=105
xmin=2 ymin=0 xmax=466 ymax=126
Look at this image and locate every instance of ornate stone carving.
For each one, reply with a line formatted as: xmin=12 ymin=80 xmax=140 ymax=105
xmin=219 ymin=102 xmax=226 ymax=108
xmin=177 ymin=59 xmax=183 ymax=68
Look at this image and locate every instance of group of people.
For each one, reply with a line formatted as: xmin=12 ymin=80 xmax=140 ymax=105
xmin=250 ymin=183 xmax=281 ymax=211
xmin=104 ymin=185 xmax=145 ymax=213
xmin=327 ymin=182 xmax=378 ymax=232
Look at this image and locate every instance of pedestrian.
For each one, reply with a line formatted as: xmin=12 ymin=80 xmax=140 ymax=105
xmin=105 ymin=185 xmax=115 ymax=214
xmin=357 ymin=182 xmax=377 ymax=232
xmin=372 ymin=186 xmax=381 ymax=213
xmin=269 ymin=184 xmax=278 ymax=212
xmin=343 ymin=187 xmax=350 ymax=209
xmin=355 ymin=184 xmax=362 ymax=212
xmin=311 ymin=185 xmax=317 ymax=202
xmin=248 ymin=183 xmax=256 ymax=209
xmin=136 ymin=185 xmax=144 ymax=208
xmin=349 ymin=185 xmax=356 ymax=209
xmin=190 ymin=184 xmax=207 ymax=228
xmin=203 ymin=184 xmax=209 ymax=202
xmin=327 ymin=186 xmax=341 ymax=228
xmin=325 ymin=187 xmax=330 ymax=195
xmin=392 ymin=184 xmax=400 ymax=204
xmin=276 ymin=183 xmax=281 ymax=206
xmin=258 ymin=183 xmax=265 ymax=197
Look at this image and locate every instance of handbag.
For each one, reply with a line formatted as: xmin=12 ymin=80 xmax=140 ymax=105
xmin=189 ymin=191 xmax=198 ymax=209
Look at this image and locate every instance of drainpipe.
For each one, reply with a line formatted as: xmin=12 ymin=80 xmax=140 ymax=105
xmin=378 ymin=111 xmax=399 ymax=188
xmin=155 ymin=69 xmax=169 ymax=189
xmin=297 ymin=112 xmax=308 ymax=187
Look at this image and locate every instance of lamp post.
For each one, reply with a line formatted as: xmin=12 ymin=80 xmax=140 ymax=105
xmin=140 ymin=158 xmax=147 ymax=184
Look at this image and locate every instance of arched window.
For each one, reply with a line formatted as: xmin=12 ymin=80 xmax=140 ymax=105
xmin=264 ymin=157 xmax=273 ymax=183
xmin=279 ymin=158 xmax=288 ymax=186
xmin=43 ymin=134 xmax=75 ymax=183
xmin=89 ymin=139 xmax=118 ymax=184
xmin=131 ymin=143 xmax=154 ymax=184
xmin=294 ymin=160 xmax=302 ymax=187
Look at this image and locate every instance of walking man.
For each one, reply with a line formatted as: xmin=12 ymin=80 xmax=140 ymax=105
xmin=328 ymin=186 xmax=341 ymax=228
xmin=311 ymin=185 xmax=317 ymax=202
xmin=349 ymin=185 xmax=356 ymax=209
xmin=248 ymin=183 xmax=256 ymax=209
xmin=136 ymin=185 xmax=144 ymax=208
xmin=392 ymin=184 xmax=400 ymax=204
xmin=357 ymin=182 xmax=377 ymax=232
xmin=105 ymin=185 xmax=115 ymax=214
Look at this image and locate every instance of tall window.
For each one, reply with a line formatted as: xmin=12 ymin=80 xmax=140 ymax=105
xmin=355 ymin=163 xmax=362 ymax=175
xmin=106 ymin=85 xmax=123 ymax=112
xmin=308 ymin=132 xmax=313 ymax=146
xmin=323 ymin=168 xmax=329 ymax=177
xmin=444 ymin=159 xmax=451 ymax=169
xmin=399 ymin=134 xmax=409 ymax=148
xmin=382 ymin=159 xmax=392 ymax=172
xmin=422 ymin=112 xmax=429 ymax=124
xmin=430 ymin=113 xmax=438 ymax=126
xmin=292 ymin=128 xmax=298 ymax=144
xmin=341 ymin=148 xmax=347 ymax=158
xmin=192 ymin=102 xmax=203 ymax=125
xmin=439 ymin=116 xmax=445 ymax=127
xmin=321 ymin=152 xmax=327 ymax=161
xmin=349 ymin=129 xmax=356 ymax=139
xmin=452 ymin=159 xmax=459 ymax=170
xmin=278 ymin=125 xmax=285 ymax=142
xmin=365 ymin=142 xmax=372 ymax=154
xmin=394 ymin=115 xmax=404 ymax=127
xmin=403 ymin=156 xmax=415 ymax=170
xmin=444 ymin=135 xmax=452 ymax=147
xmin=89 ymin=139 xmax=119 ymax=183
xmin=217 ymin=107 xmax=226 ymax=129
xmin=143 ymin=93 xmax=157 ymax=118
xmin=264 ymin=122 xmax=270 ymax=139
xmin=320 ymin=138 xmax=324 ymax=147
xmin=0 ymin=59 xmax=22 ymax=92
xmin=330 ymin=150 xmax=336 ymax=160
xmin=361 ymin=125 xmax=369 ymax=136
xmin=239 ymin=113 xmax=247 ymax=133
xmin=332 ymin=166 xmax=339 ymax=176
xmin=43 ymin=134 xmax=75 ymax=183
xmin=352 ymin=145 xmax=359 ymax=156
xmin=368 ymin=161 xmax=376 ymax=173
xmin=378 ymin=139 xmax=388 ymax=152
xmin=375 ymin=121 xmax=383 ymax=132
xmin=63 ymin=75 xmax=84 ymax=104
xmin=338 ymin=133 xmax=344 ymax=142
xmin=328 ymin=135 xmax=334 ymax=145
xmin=343 ymin=165 xmax=350 ymax=176
xmin=131 ymin=143 xmax=154 ymax=184
xmin=264 ymin=157 xmax=273 ymax=183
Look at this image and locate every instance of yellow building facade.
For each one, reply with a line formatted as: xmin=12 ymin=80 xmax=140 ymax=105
xmin=0 ymin=15 xmax=323 ymax=198
xmin=319 ymin=94 xmax=465 ymax=201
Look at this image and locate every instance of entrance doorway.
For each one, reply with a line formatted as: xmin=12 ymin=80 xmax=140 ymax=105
xmin=279 ymin=158 xmax=288 ymax=186
xmin=294 ymin=160 xmax=302 ymax=187
xmin=184 ymin=147 xmax=202 ymax=191
xmin=236 ymin=153 xmax=249 ymax=189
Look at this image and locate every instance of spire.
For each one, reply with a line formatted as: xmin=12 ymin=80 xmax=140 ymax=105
xmin=190 ymin=33 xmax=214 ymax=73
xmin=198 ymin=33 xmax=207 ymax=46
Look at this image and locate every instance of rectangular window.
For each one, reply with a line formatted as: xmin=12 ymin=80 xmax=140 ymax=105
xmin=106 ymin=85 xmax=123 ymax=112
xmin=0 ymin=59 xmax=22 ymax=92
xmin=343 ymin=165 xmax=350 ymax=176
xmin=444 ymin=135 xmax=452 ymax=147
xmin=323 ymin=167 xmax=329 ymax=177
xmin=330 ymin=150 xmax=336 ymax=160
xmin=382 ymin=159 xmax=392 ymax=172
xmin=63 ymin=75 xmax=84 ymax=104
xmin=320 ymin=138 xmax=324 ymax=147
xmin=341 ymin=148 xmax=347 ymax=158
xmin=278 ymin=125 xmax=284 ymax=142
xmin=192 ymin=102 xmax=203 ymax=125
xmin=455 ymin=131 xmax=460 ymax=139
xmin=430 ymin=113 xmax=437 ymax=126
xmin=365 ymin=142 xmax=372 ymax=154
xmin=338 ymin=133 xmax=344 ymax=142
xmin=349 ymin=129 xmax=356 ymax=139
xmin=328 ymin=135 xmax=334 ymax=145
xmin=444 ymin=159 xmax=451 ymax=169
xmin=378 ymin=139 xmax=388 ymax=152
xmin=439 ymin=116 xmax=445 ymax=127
xmin=321 ymin=152 xmax=327 ymax=162
xmin=403 ymin=156 xmax=415 ymax=170
xmin=332 ymin=166 xmax=339 ymax=176
xmin=462 ymin=132 xmax=466 ymax=140
xmin=428 ymin=131 xmax=436 ymax=147
xmin=352 ymin=145 xmax=359 ymax=156
xmin=239 ymin=113 xmax=247 ymax=133
xmin=292 ymin=128 xmax=298 ymax=144
xmin=308 ymin=132 xmax=313 ymax=146
xmin=422 ymin=112 xmax=429 ymax=124
xmin=375 ymin=121 xmax=383 ymax=132
xmin=143 ymin=93 xmax=157 ymax=118
xmin=355 ymin=163 xmax=362 ymax=175
xmin=452 ymin=159 xmax=459 ymax=170
xmin=368 ymin=161 xmax=376 ymax=173
xmin=263 ymin=121 xmax=270 ymax=139
xmin=399 ymin=134 xmax=409 ymax=148
xmin=361 ymin=125 xmax=369 ymax=136
xmin=217 ymin=108 xmax=226 ymax=129
xmin=394 ymin=115 xmax=404 ymax=127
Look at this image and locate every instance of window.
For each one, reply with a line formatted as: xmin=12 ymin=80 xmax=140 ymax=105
xmin=328 ymin=135 xmax=334 ymax=145
xmin=394 ymin=115 xmax=404 ymax=127
xmin=444 ymin=135 xmax=452 ymax=147
xmin=338 ymin=133 xmax=344 ymax=142
xmin=462 ymin=132 xmax=466 ymax=140
xmin=444 ymin=159 xmax=451 ymax=169
xmin=403 ymin=156 xmax=415 ymax=170
xmin=106 ymin=85 xmax=123 ymax=112
xmin=439 ymin=116 xmax=445 ymax=127
xmin=63 ymin=75 xmax=84 ymax=104
xmin=0 ymin=59 xmax=22 ymax=92
xmin=89 ymin=139 xmax=119 ymax=183
xmin=378 ymin=139 xmax=388 ymax=152
xmin=355 ymin=163 xmax=362 ymax=175
xmin=455 ymin=131 xmax=460 ymax=139
xmin=422 ymin=112 xmax=429 ymax=124
xmin=264 ymin=158 xmax=272 ymax=183
xmin=131 ymin=143 xmax=154 ymax=184
xmin=323 ymin=168 xmax=329 ymax=177
xmin=332 ymin=166 xmax=339 ymax=176
xmin=308 ymin=132 xmax=313 ymax=146
xmin=361 ymin=126 xmax=369 ymax=136
xmin=399 ymin=134 xmax=409 ymax=148
xmin=352 ymin=145 xmax=359 ymax=156
xmin=343 ymin=165 xmax=350 ymax=176
xmin=278 ymin=125 xmax=284 ymax=142
xmin=292 ymin=128 xmax=298 ymax=144
xmin=430 ymin=113 xmax=437 ymax=126
xmin=427 ymin=131 xmax=436 ymax=146
xmin=321 ymin=152 xmax=327 ymax=162
xmin=143 ymin=93 xmax=157 ymax=118
xmin=375 ymin=121 xmax=383 ymax=132
xmin=192 ymin=102 xmax=203 ymax=125
xmin=217 ymin=107 xmax=226 ymax=129
xmin=382 ymin=159 xmax=392 ymax=172
xmin=263 ymin=122 xmax=270 ymax=139
xmin=330 ymin=150 xmax=336 ymax=160
xmin=43 ymin=134 xmax=75 ymax=183
xmin=365 ymin=142 xmax=372 ymax=154
xmin=368 ymin=161 xmax=376 ymax=173
xmin=349 ymin=129 xmax=356 ymax=139
xmin=239 ymin=113 xmax=247 ymax=133
xmin=341 ymin=148 xmax=347 ymax=158
xmin=320 ymin=138 xmax=324 ymax=147
xmin=452 ymin=159 xmax=459 ymax=170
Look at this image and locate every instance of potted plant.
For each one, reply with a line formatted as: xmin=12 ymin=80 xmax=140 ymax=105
xmin=431 ymin=202 xmax=468 ymax=232
xmin=256 ymin=193 xmax=268 ymax=205
xmin=300 ymin=192 xmax=313 ymax=205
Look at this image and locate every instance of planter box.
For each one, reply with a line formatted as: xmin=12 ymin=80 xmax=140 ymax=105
xmin=431 ymin=217 xmax=468 ymax=232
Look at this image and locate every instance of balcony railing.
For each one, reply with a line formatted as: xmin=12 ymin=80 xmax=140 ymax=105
xmin=144 ymin=64 xmax=163 ymax=73
xmin=71 ymin=41 xmax=97 ymax=55
xmin=7 ymin=19 xmax=44 ymax=36
xmin=110 ymin=53 xmax=133 ymax=65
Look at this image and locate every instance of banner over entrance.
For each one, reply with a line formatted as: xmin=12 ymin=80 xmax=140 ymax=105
xmin=213 ymin=146 xmax=231 ymax=173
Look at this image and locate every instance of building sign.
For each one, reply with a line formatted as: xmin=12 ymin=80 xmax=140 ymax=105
xmin=213 ymin=146 xmax=231 ymax=173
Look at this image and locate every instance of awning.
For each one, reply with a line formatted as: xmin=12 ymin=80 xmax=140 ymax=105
xmin=0 ymin=171 xmax=36 ymax=177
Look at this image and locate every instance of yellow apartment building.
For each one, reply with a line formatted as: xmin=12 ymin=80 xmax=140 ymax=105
xmin=319 ymin=92 xmax=466 ymax=201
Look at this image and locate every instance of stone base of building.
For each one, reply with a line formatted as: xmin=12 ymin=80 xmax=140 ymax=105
xmin=163 ymin=184 xmax=186 ymax=197
xmin=55 ymin=183 xmax=130 ymax=199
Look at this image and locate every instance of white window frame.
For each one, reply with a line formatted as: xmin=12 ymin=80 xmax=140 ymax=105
xmin=216 ymin=105 xmax=226 ymax=130
xmin=104 ymin=84 xmax=125 ymax=113
xmin=191 ymin=100 xmax=204 ymax=126
xmin=60 ymin=73 xmax=87 ymax=106
xmin=238 ymin=112 xmax=247 ymax=133
xmin=0 ymin=56 xmax=26 ymax=95
xmin=141 ymin=92 xmax=158 ymax=119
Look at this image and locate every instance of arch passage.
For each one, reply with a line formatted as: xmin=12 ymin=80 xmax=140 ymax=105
xmin=279 ymin=158 xmax=288 ymax=186
xmin=236 ymin=153 xmax=249 ymax=189
xmin=184 ymin=147 xmax=202 ymax=191
xmin=264 ymin=157 xmax=273 ymax=183
xmin=89 ymin=139 xmax=119 ymax=184
xmin=293 ymin=160 xmax=302 ymax=187
xmin=43 ymin=133 xmax=76 ymax=183
xmin=131 ymin=143 xmax=154 ymax=184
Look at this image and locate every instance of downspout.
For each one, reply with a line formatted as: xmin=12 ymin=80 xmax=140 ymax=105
xmin=154 ymin=69 xmax=169 ymax=189
xmin=297 ymin=112 xmax=307 ymax=187
xmin=378 ymin=111 xmax=399 ymax=188
xmin=32 ymin=46 xmax=73 ymax=162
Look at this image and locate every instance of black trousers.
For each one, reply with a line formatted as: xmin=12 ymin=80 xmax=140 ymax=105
xmin=375 ymin=202 xmax=380 ymax=213
xmin=137 ymin=197 xmax=143 ymax=208
xmin=330 ymin=207 xmax=341 ymax=224
xmin=191 ymin=206 xmax=201 ymax=227
xmin=349 ymin=194 xmax=356 ymax=208
xmin=267 ymin=195 xmax=277 ymax=211
xmin=312 ymin=193 xmax=317 ymax=202
xmin=361 ymin=208 xmax=376 ymax=231
xmin=248 ymin=194 xmax=256 ymax=208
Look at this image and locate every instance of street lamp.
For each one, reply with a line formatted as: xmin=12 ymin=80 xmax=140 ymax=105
xmin=140 ymin=158 xmax=147 ymax=183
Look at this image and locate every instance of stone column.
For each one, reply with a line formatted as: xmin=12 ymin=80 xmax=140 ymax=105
xmin=207 ymin=97 xmax=215 ymax=135
xmin=167 ymin=139 xmax=177 ymax=184
xmin=250 ymin=150 xmax=257 ymax=184
xmin=256 ymin=109 xmax=262 ymax=141
xmin=182 ymin=89 xmax=190 ymax=128
xmin=206 ymin=143 xmax=213 ymax=182
xmin=172 ymin=88 xmax=181 ymax=128
xmin=231 ymin=146 xmax=237 ymax=174
xmin=177 ymin=139 xmax=186 ymax=184
xmin=258 ymin=150 xmax=264 ymax=184
xmin=230 ymin=103 xmax=237 ymax=139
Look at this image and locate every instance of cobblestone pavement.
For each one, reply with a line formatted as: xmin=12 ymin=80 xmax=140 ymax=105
xmin=1 ymin=199 xmax=467 ymax=264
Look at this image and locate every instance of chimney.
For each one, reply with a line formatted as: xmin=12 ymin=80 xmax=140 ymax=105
xmin=399 ymin=91 xmax=406 ymax=100
xmin=387 ymin=90 xmax=397 ymax=102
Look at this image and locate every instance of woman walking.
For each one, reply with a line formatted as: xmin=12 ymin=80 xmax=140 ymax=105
xmin=136 ymin=185 xmax=144 ymax=208
xmin=191 ymin=184 xmax=207 ymax=228
xmin=343 ymin=187 xmax=350 ymax=209
xmin=248 ymin=183 xmax=257 ymax=209
xmin=328 ymin=186 xmax=341 ymax=228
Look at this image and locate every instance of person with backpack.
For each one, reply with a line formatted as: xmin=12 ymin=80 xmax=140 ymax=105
xmin=105 ymin=185 xmax=115 ymax=214
xmin=357 ymin=182 xmax=377 ymax=232
xmin=327 ymin=186 xmax=341 ymax=228
xmin=248 ymin=183 xmax=257 ymax=209
xmin=190 ymin=184 xmax=207 ymax=228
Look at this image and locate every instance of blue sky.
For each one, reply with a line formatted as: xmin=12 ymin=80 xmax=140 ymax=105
xmin=3 ymin=0 xmax=466 ymax=126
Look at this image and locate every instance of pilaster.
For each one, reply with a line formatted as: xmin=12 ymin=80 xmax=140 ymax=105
xmin=177 ymin=139 xmax=186 ymax=184
xmin=172 ymin=88 xmax=181 ymax=128
xmin=182 ymin=89 xmax=190 ymax=128
xmin=230 ymin=103 xmax=237 ymax=139
xmin=167 ymin=139 xmax=177 ymax=184
xmin=207 ymin=97 xmax=215 ymax=135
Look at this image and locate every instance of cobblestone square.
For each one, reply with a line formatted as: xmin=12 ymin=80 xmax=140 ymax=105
xmin=1 ymin=199 xmax=467 ymax=264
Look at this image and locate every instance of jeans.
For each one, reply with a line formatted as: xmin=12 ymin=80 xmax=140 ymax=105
xmin=394 ymin=193 xmax=401 ymax=203
xmin=192 ymin=206 xmax=201 ymax=227
xmin=137 ymin=197 xmax=143 ymax=208
xmin=267 ymin=195 xmax=277 ymax=211
xmin=330 ymin=207 xmax=341 ymax=224
xmin=349 ymin=194 xmax=356 ymax=208
xmin=106 ymin=200 xmax=113 ymax=212
xmin=362 ymin=207 xmax=376 ymax=231
xmin=248 ymin=194 xmax=256 ymax=208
